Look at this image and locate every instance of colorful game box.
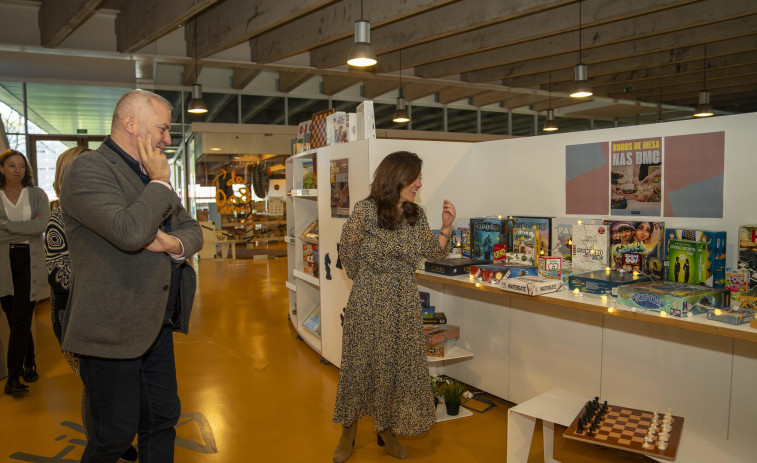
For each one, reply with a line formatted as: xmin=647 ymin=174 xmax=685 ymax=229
xmin=621 ymin=252 xmax=644 ymax=273
xmin=469 ymin=218 xmax=508 ymax=262
xmin=509 ymin=216 xmax=552 ymax=255
xmin=500 ymin=276 xmax=563 ymax=296
xmin=738 ymin=286 xmax=757 ymax=310
xmin=617 ymin=281 xmax=731 ymax=317
xmin=424 ymin=257 xmax=483 ymax=276
xmin=508 ymin=227 xmax=541 ymax=266
xmin=551 ymin=218 xmax=575 ymax=267
xmin=426 ymin=337 xmax=458 ymax=357
xmin=725 ymin=269 xmax=750 ymax=300
xmin=424 ymin=325 xmax=460 ymax=345
xmin=540 ymin=268 xmax=591 ymax=284
xmin=738 ymin=225 xmax=757 ymax=288
xmin=667 ymin=239 xmax=708 ymax=285
xmin=568 ymin=270 xmax=653 ymax=297
xmin=607 ymin=221 xmax=664 ymax=273
xmin=470 ymin=263 xmax=538 ymax=284
xmin=492 ymin=244 xmax=507 ymax=264
xmin=540 ymin=256 xmax=562 ymax=270
xmin=571 ymin=223 xmax=610 ymax=271
xmin=664 ymin=228 xmax=726 ymax=288
xmin=302 ymin=243 xmax=318 ymax=277
xmin=706 ymin=307 xmax=757 ymax=325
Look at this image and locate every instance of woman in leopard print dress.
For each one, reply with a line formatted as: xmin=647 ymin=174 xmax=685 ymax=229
xmin=332 ymin=151 xmax=456 ymax=462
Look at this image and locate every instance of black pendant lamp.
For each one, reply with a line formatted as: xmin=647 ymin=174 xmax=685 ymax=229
xmin=543 ymin=72 xmax=558 ymax=132
xmin=393 ymin=49 xmax=409 ymax=123
xmin=570 ymin=0 xmax=592 ymax=98
xmin=693 ymin=43 xmax=714 ymax=118
xmin=187 ymin=16 xmax=208 ymax=114
xmin=347 ymin=0 xmax=377 ymax=67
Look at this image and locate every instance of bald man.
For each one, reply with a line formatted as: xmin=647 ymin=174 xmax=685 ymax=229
xmin=60 ymin=89 xmax=203 ymax=462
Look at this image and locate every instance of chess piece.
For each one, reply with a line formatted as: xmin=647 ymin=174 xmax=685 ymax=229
xmin=658 ymin=441 xmax=668 ymax=450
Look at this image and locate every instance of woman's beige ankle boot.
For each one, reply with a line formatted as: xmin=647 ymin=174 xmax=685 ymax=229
xmin=333 ymin=422 xmax=358 ymax=463
xmin=378 ymin=429 xmax=408 ymax=459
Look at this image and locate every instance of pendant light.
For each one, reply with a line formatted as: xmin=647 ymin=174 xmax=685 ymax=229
xmin=347 ymin=0 xmax=377 ymax=67
xmin=693 ymin=43 xmax=714 ymax=118
xmin=543 ymin=72 xmax=558 ymax=132
xmin=570 ymin=0 xmax=592 ymax=98
xmin=187 ymin=16 xmax=208 ymax=114
xmin=393 ymin=48 xmax=409 ymax=123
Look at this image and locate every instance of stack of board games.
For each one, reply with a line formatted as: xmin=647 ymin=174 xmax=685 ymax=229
xmin=667 ymin=239 xmax=707 ymax=285
xmin=507 ymin=226 xmax=541 ymax=266
xmin=664 ymin=228 xmax=726 ymax=288
xmin=509 ymin=216 xmax=552 ymax=256
xmin=568 ymin=269 xmax=653 ymax=297
xmin=607 ymin=221 xmax=664 ymax=275
xmin=469 ymin=263 xmax=538 ymax=285
xmin=424 ymin=257 xmax=483 ymax=276
xmin=424 ymin=325 xmax=460 ymax=358
xmin=617 ymin=281 xmax=730 ymax=317
xmin=706 ymin=306 xmax=757 ymax=325
xmin=500 ymin=275 xmax=563 ymax=296
xmin=469 ymin=217 xmax=508 ymax=262
xmin=571 ymin=223 xmax=610 ymax=271
xmin=738 ymin=225 xmax=757 ymax=288
xmin=419 ymin=291 xmax=447 ymax=325
xmin=303 ymin=243 xmax=318 ymax=277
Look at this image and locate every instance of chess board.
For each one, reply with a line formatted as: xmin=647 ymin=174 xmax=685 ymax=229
xmin=563 ymin=400 xmax=684 ymax=460
xmin=310 ymin=108 xmax=334 ymax=149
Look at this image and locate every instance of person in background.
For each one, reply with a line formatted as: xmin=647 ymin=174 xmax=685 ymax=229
xmin=60 ymin=89 xmax=203 ymax=462
xmin=45 ymin=146 xmax=138 ymax=462
xmin=332 ymin=151 xmax=456 ymax=462
xmin=0 ymin=149 xmax=49 ymax=396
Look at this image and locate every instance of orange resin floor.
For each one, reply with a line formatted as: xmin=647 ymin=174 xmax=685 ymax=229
xmin=0 ymin=245 xmax=654 ymax=462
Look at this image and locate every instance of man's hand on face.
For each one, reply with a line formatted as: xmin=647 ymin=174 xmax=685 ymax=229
xmin=137 ymin=134 xmax=170 ymax=184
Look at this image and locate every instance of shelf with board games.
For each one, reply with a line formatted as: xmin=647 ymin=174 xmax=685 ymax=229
xmin=426 ymin=345 xmax=473 ymax=365
xmin=415 ymin=270 xmax=757 ymax=344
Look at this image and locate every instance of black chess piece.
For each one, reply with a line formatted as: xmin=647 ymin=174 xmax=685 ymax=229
xmin=577 ymin=425 xmax=584 ymax=434
xmin=335 ymin=243 xmax=343 ymax=269
xmin=587 ymin=430 xmax=595 ymax=437
xmin=325 ymin=253 xmax=332 ymax=280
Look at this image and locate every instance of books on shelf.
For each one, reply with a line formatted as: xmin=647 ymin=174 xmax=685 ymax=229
xmin=300 ymin=220 xmax=318 ymax=241
xmin=302 ymin=306 xmax=321 ymax=335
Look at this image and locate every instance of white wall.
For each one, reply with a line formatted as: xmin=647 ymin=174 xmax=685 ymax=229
xmin=467 ymin=113 xmax=757 ymax=269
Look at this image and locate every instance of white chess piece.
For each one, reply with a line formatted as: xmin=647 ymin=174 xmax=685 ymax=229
xmin=658 ymin=441 xmax=668 ymax=450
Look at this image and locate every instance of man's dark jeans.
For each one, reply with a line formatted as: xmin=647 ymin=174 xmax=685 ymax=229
xmin=79 ymin=326 xmax=180 ymax=462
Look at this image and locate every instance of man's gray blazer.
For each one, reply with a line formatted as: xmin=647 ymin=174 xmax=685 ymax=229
xmin=60 ymin=142 xmax=203 ymax=359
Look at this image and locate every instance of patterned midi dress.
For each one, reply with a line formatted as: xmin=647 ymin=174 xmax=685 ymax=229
xmin=333 ymin=198 xmax=451 ymax=435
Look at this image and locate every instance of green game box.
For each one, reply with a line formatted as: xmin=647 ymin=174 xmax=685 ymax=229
xmin=668 ymin=239 xmax=707 ymax=285
xmin=618 ymin=281 xmax=730 ymax=317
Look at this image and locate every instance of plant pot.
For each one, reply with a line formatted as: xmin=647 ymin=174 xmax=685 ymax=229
xmin=434 ymin=397 xmax=440 ymax=409
xmin=445 ymin=401 xmax=460 ymax=416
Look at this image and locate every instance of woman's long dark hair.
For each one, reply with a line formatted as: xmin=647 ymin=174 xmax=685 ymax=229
xmin=0 ymin=149 xmax=35 ymax=187
xmin=368 ymin=151 xmax=423 ymax=229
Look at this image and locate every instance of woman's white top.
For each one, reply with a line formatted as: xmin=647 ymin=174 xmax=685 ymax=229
xmin=1 ymin=188 xmax=31 ymax=244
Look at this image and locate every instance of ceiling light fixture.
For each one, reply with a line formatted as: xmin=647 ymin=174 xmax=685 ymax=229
xmin=543 ymin=71 xmax=558 ymax=132
xmin=694 ymin=43 xmax=714 ymax=118
xmin=393 ymin=48 xmax=409 ymax=123
xmin=347 ymin=0 xmax=377 ymax=67
xmin=187 ymin=16 xmax=208 ymax=114
xmin=570 ymin=0 xmax=592 ymax=98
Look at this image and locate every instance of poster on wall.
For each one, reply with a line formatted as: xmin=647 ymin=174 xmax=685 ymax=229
xmin=330 ymin=158 xmax=349 ymax=218
xmin=565 ymin=142 xmax=610 ymax=215
xmin=610 ymin=137 xmax=662 ymax=216
xmin=663 ymin=131 xmax=724 ymax=218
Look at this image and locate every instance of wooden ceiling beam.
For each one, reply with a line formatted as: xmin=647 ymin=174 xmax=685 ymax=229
xmin=472 ymin=92 xmax=514 ymax=108
xmin=39 ymin=0 xmax=104 ymax=49
xmin=251 ymin=0 xmax=453 ymax=64
xmin=531 ymin=97 xmax=592 ymax=112
xmin=437 ymin=88 xmax=485 ymax=105
xmin=464 ymin=14 xmax=757 ymax=84
xmin=662 ymin=84 xmax=757 ymax=106
xmin=402 ymin=83 xmax=445 ymax=102
xmin=501 ymin=94 xmax=549 ymax=110
xmin=322 ymin=76 xmax=362 ymax=96
xmin=232 ymin=68 xmax=261 ymax=90
xmin=380 ymin=0 xmax=696 ymax=73
xmin=117 ymin=0 xmax=218 ymax=54
xmin=609 ymin=75 xmax=757 ymax=101
xmin=183 ymin=63 xmax=203 ymax=87
xmin=310 ymin=0 xmax=572 ymax=69
xmin=363 ymin=80 xmax=400 ymax=99
xmin=278 ymin=71 xmax=313 ymax=93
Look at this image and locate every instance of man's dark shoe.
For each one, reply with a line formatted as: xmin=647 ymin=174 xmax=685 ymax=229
xmin=22 ymin=363 xmax=38 ymax=383
xmin=4 ymin=377 xmax=29 ymax=396
xmin=118 ymin=445 xmax=138 ymax=462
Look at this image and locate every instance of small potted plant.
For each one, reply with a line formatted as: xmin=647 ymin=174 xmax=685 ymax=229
xmin=442 ymin=380 xmax=466 ymax=416
xmin=430 ymin=374 xmax=444 ymax=408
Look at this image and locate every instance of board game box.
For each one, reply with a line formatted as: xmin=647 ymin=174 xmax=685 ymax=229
xmin=571 ymin=223 xmax=610 ymax=271
xmin=664 ymin=228 xmax=726 ymax=288
xmin=422 ymin=312 xmax=447 ymax=324
xmin=607 ymin=221 xmax=664 ymax=273
xmin=563 ymin=398 xmax=683 ymax=461
xmin=509 ymin=216 xmax=552 ymax=255
xmin=551 ymin=218 xmax=575 ymax=267
xmin=508 ymin=226 xmax=541 ymax=266
xmin=470 ymin=263 xmax=538 ymax=284
xmin=706 ymin=307 xmax=757 ymax=325
xmin=738 ymin=225 xmax=757 ymax=288
xmin=424 ymin=257 xmax=484 ymax=276
xmin=540 ymin=268 xmax=591 ymax=284
xmin=738 ymin=286 xmax=757 ymax=310
xmin=539 ymin=256 xmax=562 ymax=270
xmin=617 ymin=281 xmax=731 ymax=316
xmin=426 ymin=337 xmax=458 ymax=357
xmin=667 ymin=239 xmax=707 ymax=285
xmin=469 ymin=218 xmax=508 ymax=262
xmin=424 ymin=325 xmax=460 ymax=345
xmin=500 ymin=276 xmax=563 ymax=296
xmin=725 ymin=268 xmax=750 ymax=300
xmin=568 ymin=270 xmax=653 ymax=297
